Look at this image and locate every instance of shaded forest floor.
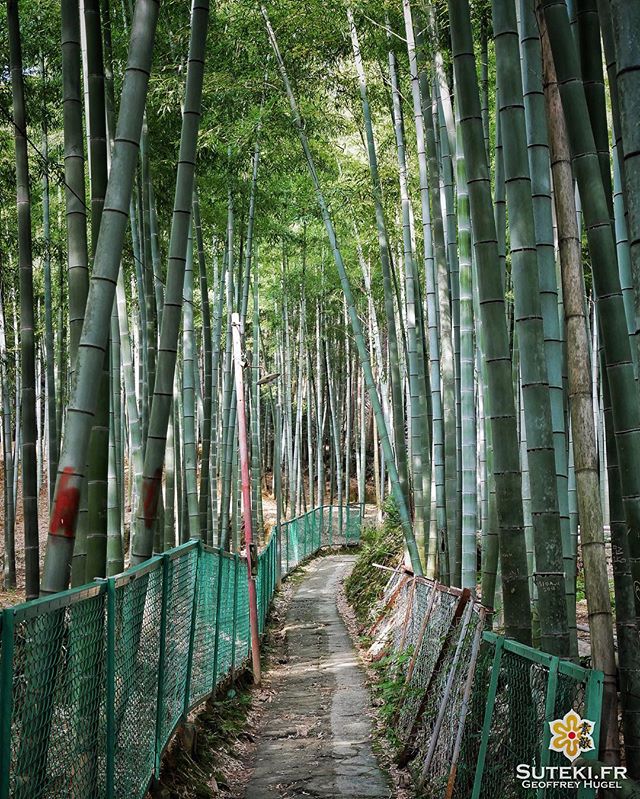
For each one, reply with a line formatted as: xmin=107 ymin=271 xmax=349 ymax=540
xmin=0 ymin=456 xmax=50 ymax=607
xmin=0 ymin=452 xmax=378 ymax=608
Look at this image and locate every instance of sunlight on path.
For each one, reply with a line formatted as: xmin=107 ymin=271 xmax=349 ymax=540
xmin=245 ymin=555 xmax=392 ymax=798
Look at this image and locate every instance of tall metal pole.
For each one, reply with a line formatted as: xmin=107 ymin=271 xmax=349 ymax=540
xmin=275 ymin=401 xmax=283 ymax=587
xmin=231 ymin=312 xmax=261 ymax=685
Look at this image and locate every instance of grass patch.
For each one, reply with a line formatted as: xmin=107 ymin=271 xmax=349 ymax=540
xmin=345 ymin=497 xmax=404 ymax=626
xmin=369 ymin=648 xmax=414 ymax=754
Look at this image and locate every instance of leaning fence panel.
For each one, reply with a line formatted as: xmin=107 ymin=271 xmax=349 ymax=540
xmin=465 ymin=634 xmax=602 ymax=799
xmin=368 ymin=571 xmax=604 ymax=799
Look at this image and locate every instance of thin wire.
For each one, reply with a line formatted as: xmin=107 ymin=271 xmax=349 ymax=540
xmin=0 ymin=102 xmax=87 ymax=213
xmin=359 ymin=12 xmax=408 ymax=44
xmin=0 ymin=101 xmax=166 ymax=288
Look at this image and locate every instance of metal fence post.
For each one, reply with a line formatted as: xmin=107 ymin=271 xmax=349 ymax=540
xmin=536 ymin=656 xmax=559 ymax=799
xmin=578 ymin=668 xmax=605 ymax=799
xmin=105 ymin=578 xmax=116 ymax=798
xmin=268 ymin=539 xmax=273 ymax=602
xmin=285 ymin=520 xmax=290 ymax=573
xmin=583 ymin=668 xmax=604 ymax=753
xmin=273 ymin=535 xmax=277 ymax=593
xmin=154 ymin=554 xmax=170 ymax=776
xmin=183 ymin=543 xmax=201 ymax=718
xmin=259 ymin=555 xmax=265 ymax=633
xmin=304 ymin=514 xmax=308 ymax=558
xmin=230 ymin=553 xmax=239 ymax=681
xmin=471 ymin=636 xmax=504 ymax=799
xmin=329 ymin=505 xmax=333 ymax=547
xmin=211 ymin=548 xmax=224 ymax=692
xmin=275 ymin=402 xmax=283 ymax=586
xmin=0 ymin=609 xmax=15 ymax=799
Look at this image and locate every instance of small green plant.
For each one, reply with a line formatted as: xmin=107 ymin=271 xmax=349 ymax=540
xmin=371 ymin=648 xmax=414 ymax=753
xmin=345 ymin=497 xmax=404 ymax=625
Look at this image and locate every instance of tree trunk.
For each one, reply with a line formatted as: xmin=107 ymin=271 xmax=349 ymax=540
xmin=42 ymin=0 xmax=161 ymax=593
xmin=448 ymin=0 xmax=531 ymax=642
xmin=131 ymin=0 xmax=210 ymax=564
xmin=492 ymin=0 xmax=569 ymax=656
xmin=8 ymin=0 xmax=40 ymax=600
xmin=540 ymin=18 xmax=619 ymax=760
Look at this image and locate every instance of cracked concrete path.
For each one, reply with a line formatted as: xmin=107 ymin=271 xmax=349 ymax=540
xmin=244 ymin=555 xmax=393 ymax=799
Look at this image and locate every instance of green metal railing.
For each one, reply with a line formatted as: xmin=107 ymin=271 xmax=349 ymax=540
xmin=373 ymin=570 xmax=605 ymax=799
xmin=463 ymin=633 xmax=603 ymax=799
xmin=0 ymin=504 xmax=361 ymax=799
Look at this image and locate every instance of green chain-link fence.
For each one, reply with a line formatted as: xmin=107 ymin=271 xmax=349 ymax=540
xmin=0 ymin=504 xmax=361 ymax=799
xmin=368 ymin=570 xmax=604 ymax=799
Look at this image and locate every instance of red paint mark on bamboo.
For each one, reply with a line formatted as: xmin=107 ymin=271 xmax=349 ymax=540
xmin=142 ymin=469 xmax=163 ymax=530
xmin=49 ymin=466 xmax=81 ymax=538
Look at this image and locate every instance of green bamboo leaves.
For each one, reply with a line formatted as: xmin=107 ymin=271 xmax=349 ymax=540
xmin=263 ymin=5 xmax=424 ymax=576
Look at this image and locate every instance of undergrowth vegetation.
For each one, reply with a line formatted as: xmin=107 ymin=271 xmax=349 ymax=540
xmin=344 ymin=501 xmax=415 ymax=764
xmin=158 ymin=679 xmax=254 ymax=798
xmin=369 ymin=649 xmax=414 ymax=754
xmin=345 ymin=498 xmax=404 ymax=626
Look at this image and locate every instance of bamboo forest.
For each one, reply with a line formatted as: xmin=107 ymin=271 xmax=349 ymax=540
xmin=1 ymin=0 xmax=640 ymax=796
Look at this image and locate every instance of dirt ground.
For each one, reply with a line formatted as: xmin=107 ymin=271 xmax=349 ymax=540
xmin=0 ymin=454 xmax=601 ymax=666
xmin=0 ymin=457 xmax=51 ymax=608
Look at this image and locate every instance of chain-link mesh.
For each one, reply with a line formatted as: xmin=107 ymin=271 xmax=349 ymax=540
xmin=234 ymin=560 xmax=250 ymax=671
xmin=368 ymin=572 xmax=602 ymax=799
xmin=158 ymin=547 xmax=198 ymax=749
xmin=278 ymin=505 xmax=361 ymax=577
xmin=463 ymin=646 xmax=598 ymax=799
xmin=474 ymin=648 xmax=551 ymax=798
xmin=0 ymin=506 xmax=358 ymax=799
xmin=395 ymin=587 xmax=461 ymax=746
xmin=113 ymin=564 xmax=162 ymax=799
xmin=7 ymin=589 xmax=106 ymax=799
xmin=215 ymin=553 xmax=235 ymax=684
xmin=450 ymin=639 xmax=494 ymax=799
xmin=188 ymin=549 xmax=219 ymax=707
xmin=410 ymin=606 xmax=484 ymax=796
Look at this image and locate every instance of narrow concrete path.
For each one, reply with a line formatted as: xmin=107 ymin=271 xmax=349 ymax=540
xmin=245 ymin=555 xmax=393 ymax=799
